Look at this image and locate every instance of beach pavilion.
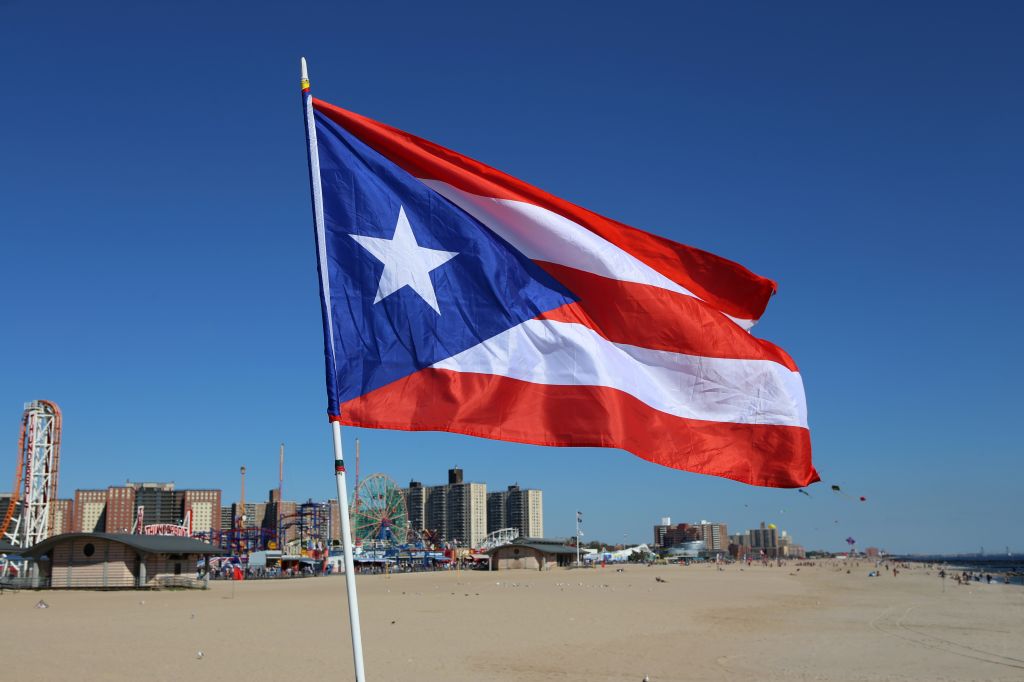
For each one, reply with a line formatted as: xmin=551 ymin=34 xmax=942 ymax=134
xmin=21 ymin=532 xmax=223 ymax=589
xmin=487 ymin=538 xmax=579 ymax=571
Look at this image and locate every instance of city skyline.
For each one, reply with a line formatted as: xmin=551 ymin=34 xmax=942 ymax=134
xmin=2 ymin=429 xmax=1011 ymax=554
xmin=6 ymin=468 xmax=831 ymax=553
xmin=10 ymin=472 xmax=856 ymax=554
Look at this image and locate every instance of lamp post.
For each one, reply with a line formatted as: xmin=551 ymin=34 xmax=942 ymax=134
xmin=239 ymin=466 xmax=247 ymax=529
xmin=575 ymin=511 xmax=583 ymax=567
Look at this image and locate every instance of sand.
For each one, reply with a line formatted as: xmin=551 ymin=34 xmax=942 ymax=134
xmin=3 ymin=562 xmax=1022 ymax=681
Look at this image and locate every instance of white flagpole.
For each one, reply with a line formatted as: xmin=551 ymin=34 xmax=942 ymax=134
xmin=331 ymin=421 xmax=366 ymax=680
xmin=301 ymin=56 xmax=367 ymax=682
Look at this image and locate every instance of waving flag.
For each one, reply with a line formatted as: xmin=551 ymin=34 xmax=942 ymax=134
xmin=305 ymin=97 xmax=816 ymax=488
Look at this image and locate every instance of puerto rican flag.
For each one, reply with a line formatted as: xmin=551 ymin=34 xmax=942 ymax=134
xmin=304 ymin=96 xmax=816 ymax=488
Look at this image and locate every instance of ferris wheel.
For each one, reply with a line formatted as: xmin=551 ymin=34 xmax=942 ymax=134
xmin=350 ymin=473 xmax=409 ymax=545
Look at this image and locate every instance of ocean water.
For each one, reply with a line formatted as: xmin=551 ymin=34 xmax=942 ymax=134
xmin=899 ymin=556 xmax=1024 ymax=585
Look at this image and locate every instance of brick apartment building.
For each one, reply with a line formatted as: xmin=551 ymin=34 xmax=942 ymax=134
xmin=74 ymin=490 xmax=107 ymax=533
xmin=49 ymin=498 xmax=74 ymax=535
xmin=73 ymin=483 xmax=222 ymax=535
xmin=105 ymin=486 xmax=136 ymax=533
xmin=183 ymin=489 xmax=221 ymax=534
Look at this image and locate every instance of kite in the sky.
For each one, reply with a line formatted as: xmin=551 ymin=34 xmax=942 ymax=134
xmin=832 ymin=485 xmax=868 ymax=502
xmin=798 ymin=489 xmax=811 ymax=497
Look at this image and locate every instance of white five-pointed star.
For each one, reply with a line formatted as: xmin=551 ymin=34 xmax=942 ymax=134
xmin=350 ymin=206 xmax=458 ymax=314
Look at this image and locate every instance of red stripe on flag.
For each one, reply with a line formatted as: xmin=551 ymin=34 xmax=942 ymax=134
xmin=535 ymin=263 xmax=800 ymax=371
xmin=335 ymin=369 xmax=817 ymax=488
xmin=312 ymin=99 xmax=777 ymax=323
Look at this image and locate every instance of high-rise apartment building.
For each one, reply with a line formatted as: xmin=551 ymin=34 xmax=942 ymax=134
xmin=426 ymin=486 xmax=448 ymax=539
xmin=651 ymin=516 xmax=675 ymax=548
xmin=105 ymin=486 xmax=136 ymax=533
xmin=487 ymin=490 xmax=508 ymax=532
xmin=134 ymin=482 xmax=181 ymax=526
xmin=524 ymin=490 xmax=542 ymax=538
xmin=486 ymin=484 xmax=543 ymax=538
xmin=749 ymin=522 xmax=779 ymax=558
xmin=696 ymin=521 xmax=729 ymax=553
xmin=74 ymin=489 xmax=107 ymax=532
xmin=448 ymin=480 xmax=487 ymax=548
xmin=220 ymin=505 xmax=234 ymax=532
xmin=653 ymin=517 xmax=672 ymax=548
xmin=266 ymin=489 xmax=283 ymax=534
xmin=49 ymin=498 xmax=74 ymax=535
xmin=403 ymin=468 xmax=488 ymax=548
xmin=184 ymin=489 xmax=221 ymax=534
xmin=406 ymin=481 xmax=427 ymax=534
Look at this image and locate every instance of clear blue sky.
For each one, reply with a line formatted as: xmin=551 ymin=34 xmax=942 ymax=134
xmin=2 ymin=2 xmax=1021 ymax=554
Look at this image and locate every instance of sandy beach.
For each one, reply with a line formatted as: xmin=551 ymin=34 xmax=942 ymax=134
xmin=4 ymin=562 xmax=1022 ymax=681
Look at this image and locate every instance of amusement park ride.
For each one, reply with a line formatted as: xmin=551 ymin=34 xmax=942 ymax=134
xmin=348 ymin=439 xmax=438 ymax=549
xmin=351 ymin=473 xmax=409 ymax=545
xmin=347 ymin=439 xmax=425 ymax=549
xmin=1 ymin=400 xmax=63 ymax=578
xmin=192 ymin=500 xmax=331 ymax=556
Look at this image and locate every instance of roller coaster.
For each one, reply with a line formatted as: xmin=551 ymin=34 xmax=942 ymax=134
xmin=279 ymin=500 xmax=330 ymax=554
xmin=193 ymin=500 xmax=332 ymax=558
xmin=195 ymin=526 xmax=278 ymax=556
xmin=1 ymin=401 xmax=62 ymax=578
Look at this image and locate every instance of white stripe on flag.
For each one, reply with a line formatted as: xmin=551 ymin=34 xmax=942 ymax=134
xmin=306 ymin=97 xmax=339 ymax=377
xmin=430 ymin=318 xmax=807 ymax=428
xmin=419 ymin=179 xmax=756 ymax=330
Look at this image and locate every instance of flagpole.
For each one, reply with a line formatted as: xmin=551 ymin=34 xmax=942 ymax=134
xmin=331 ymin=421 xmax=366 ymax=680
xmin=301 ymin=56 xmax=367 ymax=682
